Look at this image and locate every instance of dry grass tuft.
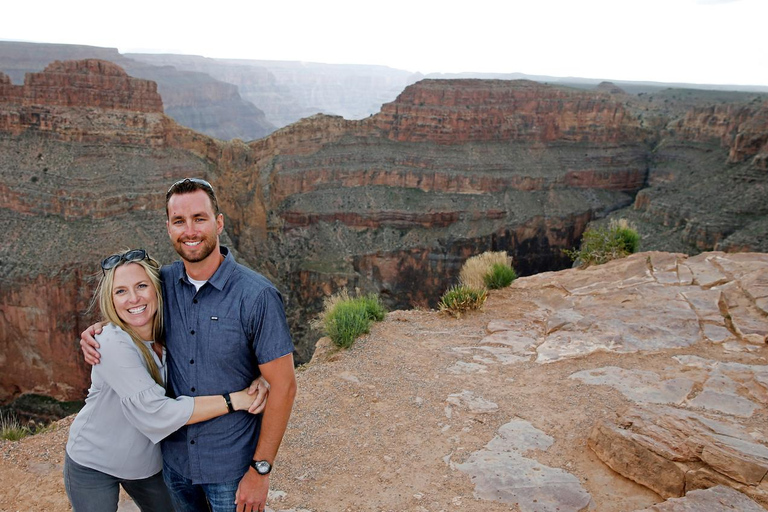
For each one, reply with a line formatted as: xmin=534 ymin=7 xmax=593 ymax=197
xmin=459 ymin=251 xmax=513 ymax=290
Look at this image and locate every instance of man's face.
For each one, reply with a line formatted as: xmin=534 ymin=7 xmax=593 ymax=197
xmin=166 ymin=189 xmax=224 ymax=263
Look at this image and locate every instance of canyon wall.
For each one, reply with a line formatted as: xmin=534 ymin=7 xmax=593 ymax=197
xmin=0 ymin=41 xmax=274 ymax=141
xmin=1 ymin=59 xmax=767 ymax=403
xmin=126 ymin=53 xmax=420 ymax=128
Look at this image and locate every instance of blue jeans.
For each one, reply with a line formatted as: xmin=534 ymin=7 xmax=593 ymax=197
xmin=162 ymin=461 xmax=240 ymax=512
xmin=63 ymin=452 xmax=174 ymax=512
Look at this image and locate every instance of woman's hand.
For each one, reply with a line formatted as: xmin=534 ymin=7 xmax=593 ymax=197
xmin=232 ymin=377 xmax=270 ymax=414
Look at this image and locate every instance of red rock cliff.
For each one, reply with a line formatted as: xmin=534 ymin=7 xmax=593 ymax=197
xmin=2 ymin=63 xmax=767 ymax=404
xmin=19 ymin=59 xmax=163 ymax=112
xmin=374 ymin=79 xmax=643 ymax=144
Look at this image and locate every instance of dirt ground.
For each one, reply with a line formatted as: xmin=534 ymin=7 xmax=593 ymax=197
xmin=1 ymin=281 xmax=766 ymax=511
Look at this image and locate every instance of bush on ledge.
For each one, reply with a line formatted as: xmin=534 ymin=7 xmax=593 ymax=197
xmin=460 ymin=251 xmax=517 ymax=290
xmin=565 ymin=219 xmax=641 ymax=267
xmin=313 ymin=290 xmax=387 ymax=348
xmin=439 ymin=285 xmax=488 ymax=318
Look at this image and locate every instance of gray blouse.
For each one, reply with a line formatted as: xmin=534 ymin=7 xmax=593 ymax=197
xmin=66 ymin=323 xmax=194 ymax=479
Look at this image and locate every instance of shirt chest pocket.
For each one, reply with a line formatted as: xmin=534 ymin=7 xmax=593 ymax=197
xmin=205 ymin=316 xmax=247 ymax=355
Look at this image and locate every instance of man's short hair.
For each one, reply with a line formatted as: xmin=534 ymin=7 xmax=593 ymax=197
xmin=165 ymin=178 xmax=219 ymax=216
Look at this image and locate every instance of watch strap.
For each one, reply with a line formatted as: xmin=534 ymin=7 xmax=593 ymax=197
xmin=223 ymin=393 xmax=235 ymax=413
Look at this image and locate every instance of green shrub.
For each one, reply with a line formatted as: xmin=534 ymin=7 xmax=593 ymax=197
xmin=566 ymin=219 xmax=640 ymax=267
xmin=483 ymin=263 xmax=518 ymax=289
xmin=0 ymin=412 xmax=32 ymax=441
xmin=314 ymin=291 xmax=387 ymax=348
xmin=438 ymin=285 xmax=488 ymax=318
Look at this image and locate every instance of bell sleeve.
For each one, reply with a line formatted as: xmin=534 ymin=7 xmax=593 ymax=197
xmin=93 ymin=326 xmax=194 ymax=444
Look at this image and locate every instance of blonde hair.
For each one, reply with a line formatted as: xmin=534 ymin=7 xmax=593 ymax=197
xmin=92 ymin=253 xmax=165 ymax=386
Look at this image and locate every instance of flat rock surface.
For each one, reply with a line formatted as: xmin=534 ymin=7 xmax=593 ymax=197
xmin=633 ymin=485 xmax=765 ymax=511
xmin=2 ymin=251 xmax=767 ymax=511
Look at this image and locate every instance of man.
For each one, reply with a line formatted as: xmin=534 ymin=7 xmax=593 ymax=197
xmin=81 ymin=178 xmax=296 ymax=512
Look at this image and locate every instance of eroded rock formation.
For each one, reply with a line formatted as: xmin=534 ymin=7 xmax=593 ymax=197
xmin=0 ymin=41 xmax=274 ymax=141
xmin=2 ymin=58 xmax=768 ymax=404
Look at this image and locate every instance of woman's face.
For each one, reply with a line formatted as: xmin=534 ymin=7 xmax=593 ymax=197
xmin=112 ymin=263 xmax=158 ymax=340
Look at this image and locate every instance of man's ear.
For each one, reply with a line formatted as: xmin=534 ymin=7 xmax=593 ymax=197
xmin=216 ymin=213 xmax=224 ymax=235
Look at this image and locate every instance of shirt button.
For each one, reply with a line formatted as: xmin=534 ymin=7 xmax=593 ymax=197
xmin=191 ymin=387 xmax=196 ymax=392
xmin=190 ymin=440 xmax=195 ymax=445
xmin=190 ymin=359 xmax=195 ymax=364
xmin=193 ymin=299 xmax=198 ymax=304
xmin=190 ymin=330 xmax=195 ymax=335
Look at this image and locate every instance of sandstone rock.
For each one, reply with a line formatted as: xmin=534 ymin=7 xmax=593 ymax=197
xmin=445 ymin=390 xmax=498 ymax=414
xmin=588 ymin=419 xmax=687 ymax=499
xmin=23 ymin=59 xmax=163 ymax=112
xmin=569 ymin=367 xmax=694 ymax=405
xmin=588 ymin=406 xmax=768 ymax=505
xmin=0 ymin=41 xmax=274 ymax=141
xmin=632 ymin=485 xmax=765 ymax=512
xmin=375 ymin=79 xmax=644 ymax=145
xmin=456 ymin=418 xmax=592 ymax=511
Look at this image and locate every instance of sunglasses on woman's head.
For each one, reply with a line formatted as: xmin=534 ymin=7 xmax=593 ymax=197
xmin=101 ymin=249 xmax=149 ymax=275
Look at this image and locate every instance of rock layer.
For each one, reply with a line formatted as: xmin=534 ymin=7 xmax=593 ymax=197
xmin=0 ymin=41 xmax=274 ymax=141
xmin=589 ymin=406 xmax=768 ymax=505
xmin=2 ymin=58 xmax=768 ymax=400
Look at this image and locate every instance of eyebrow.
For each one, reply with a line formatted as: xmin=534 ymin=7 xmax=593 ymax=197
xmin=169 ymin=211 xmax=210 ymax=220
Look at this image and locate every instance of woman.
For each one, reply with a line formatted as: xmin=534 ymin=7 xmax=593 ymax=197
xmin=64 ymin=249 xmax=264 ymax=512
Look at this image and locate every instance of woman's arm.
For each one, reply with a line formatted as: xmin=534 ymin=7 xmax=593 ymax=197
xmin=94 ymin=326 xmax=267 ymax=443
xmin=187 ymin=380 xmax=268 ymax=424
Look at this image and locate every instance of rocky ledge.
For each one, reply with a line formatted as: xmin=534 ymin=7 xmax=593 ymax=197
xmin=3 ymin=251 xmax=766 ymax=511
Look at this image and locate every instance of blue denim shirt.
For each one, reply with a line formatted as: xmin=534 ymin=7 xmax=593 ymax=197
xmin=160 ymin=246 xmax=294 ymax=484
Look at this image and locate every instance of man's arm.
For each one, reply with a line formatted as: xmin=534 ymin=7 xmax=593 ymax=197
xmin=80 ymin=321 xmax=108 ymax=364
xmin=235 ymin=353 xmax=296 ymax=512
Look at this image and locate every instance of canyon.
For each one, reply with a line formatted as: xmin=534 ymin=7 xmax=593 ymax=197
xmin=1 ymin=57 xmax=767 ymax=411
xmin=3 ymin=250 xmax=767 ymax=511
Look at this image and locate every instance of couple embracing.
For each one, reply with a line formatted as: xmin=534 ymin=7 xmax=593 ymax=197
xmin=66 ymin=178 xmax=296 ymax=512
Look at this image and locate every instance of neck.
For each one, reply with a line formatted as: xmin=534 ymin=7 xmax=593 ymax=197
xmin=136 ymin=324 xmax=154 ymax=341
xmin=183 ymin=245 xmax=224 ymax=281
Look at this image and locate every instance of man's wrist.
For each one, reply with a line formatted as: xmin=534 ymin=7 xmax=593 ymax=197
xmin=250 ymin=459 xmax=272 ymax=475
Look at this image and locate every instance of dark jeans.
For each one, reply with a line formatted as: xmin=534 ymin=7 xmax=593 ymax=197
xmin=63 ymin=452 xmax=174 ymax=512
xmin=162 ymin=461 xmax=240 ymax=512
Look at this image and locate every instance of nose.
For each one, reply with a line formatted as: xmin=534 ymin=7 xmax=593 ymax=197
xmin=126 ymin=289 xmax=141 ymax=304
xmin=182 ymin=220 xmax=197 ymax=238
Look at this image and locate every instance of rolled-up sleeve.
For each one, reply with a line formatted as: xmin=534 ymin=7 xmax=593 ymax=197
xmin=94 ymin=326 xmax=194 ymax=444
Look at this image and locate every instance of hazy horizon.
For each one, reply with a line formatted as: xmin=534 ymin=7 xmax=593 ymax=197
xmin=3 ymin=0 xmax=768 ymax=87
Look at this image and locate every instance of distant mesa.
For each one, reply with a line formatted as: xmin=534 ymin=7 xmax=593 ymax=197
xmin=595 ymin=81 xmax=626 ymax=95
xmin=15 ymin=59 xmax=163 ymax=112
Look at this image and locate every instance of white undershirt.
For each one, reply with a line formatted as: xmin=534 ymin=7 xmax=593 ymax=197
xmin=188 ymin=276 xmax=207 ymax=292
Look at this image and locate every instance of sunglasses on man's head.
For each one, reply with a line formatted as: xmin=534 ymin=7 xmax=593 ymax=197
xmin=101 ymin=249 xmax=149 ymax=275
xmin=167 ymin=178 xmax=215 ymax=194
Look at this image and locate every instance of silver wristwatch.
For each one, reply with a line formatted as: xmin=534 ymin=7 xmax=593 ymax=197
xmin=250 ymin=459 xmax=272 ymax=475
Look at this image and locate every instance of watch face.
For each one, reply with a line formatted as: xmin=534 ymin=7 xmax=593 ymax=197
xmin=254 ymin=461 xmax=271 ymax=474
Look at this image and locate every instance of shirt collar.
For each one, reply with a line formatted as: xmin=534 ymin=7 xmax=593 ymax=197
xmin=176 ymin=246 xmax=236 ymax=291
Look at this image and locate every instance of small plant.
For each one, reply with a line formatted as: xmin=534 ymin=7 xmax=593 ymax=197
xmin=483 ymin=262 xmax=518 ymax=290
xmin=438 ymin=285 xmax=488 ymax=318
xmin=313 ymin=290 xmax=387 ymax=348
xmin=460 ymin=251 xmax=515 ymax=290
xmin=565 ymin=218 xmax=640 ymax=267
xmin=0 ymin=411 xmax=32 ymax=441
xmin=611 ymin=218 xmax=640 ymax=254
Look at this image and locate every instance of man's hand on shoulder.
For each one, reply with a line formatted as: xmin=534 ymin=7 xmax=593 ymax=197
xmin=235 ymin=469 xmax=269 ymax=512
xmin=80 ymin=321 xmax=107 ymax=365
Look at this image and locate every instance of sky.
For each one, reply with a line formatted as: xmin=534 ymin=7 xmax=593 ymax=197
xmin=3 ymin=0 xmax=767 ymax=86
